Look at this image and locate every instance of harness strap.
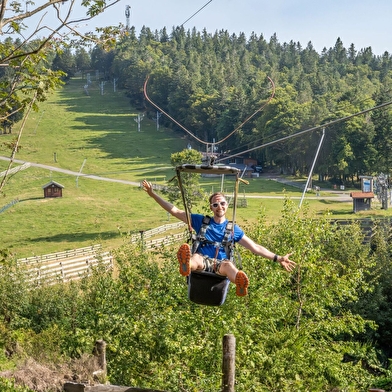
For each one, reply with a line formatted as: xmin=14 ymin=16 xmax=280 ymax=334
xmin=191 ymin=215 xmax=210 ymax=254
xmin=223 ymin=221 xmax=233 ymax=260
xmin=176 ymin=167 xmax=193 ymax=241
xmin=193 ymin=216 xmax=235 ymax=260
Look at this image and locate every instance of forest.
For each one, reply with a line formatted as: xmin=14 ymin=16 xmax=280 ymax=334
xmin=3 ymin=25 xmax=392 ymax=184
xmin=48 ymin=25 xmax=392 ymax=185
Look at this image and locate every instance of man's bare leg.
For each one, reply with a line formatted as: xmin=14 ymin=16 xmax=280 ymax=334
xmin=219 ymin=260 xmax=249 ymax=296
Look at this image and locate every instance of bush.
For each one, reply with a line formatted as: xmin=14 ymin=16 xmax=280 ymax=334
xmin=1 ymin=201 xmax=391 ymax=391
xmin=0 ymin=377 xmax=33 ymax=392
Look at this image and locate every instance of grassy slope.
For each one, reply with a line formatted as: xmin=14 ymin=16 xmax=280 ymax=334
xmin=0 ymin=77 xmax=390 ymax=258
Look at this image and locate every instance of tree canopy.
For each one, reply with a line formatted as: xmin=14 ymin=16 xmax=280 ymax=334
xmin=4 ymin=21 xmax=392 ymax=184
xmin=105 ymin=27 xmax=392 ymax=183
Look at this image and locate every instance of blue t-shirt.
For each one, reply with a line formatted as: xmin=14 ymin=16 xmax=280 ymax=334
xmin=191 ymin=213 xmax=244 ymax=259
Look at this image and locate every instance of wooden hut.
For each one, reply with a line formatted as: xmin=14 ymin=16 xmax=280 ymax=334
xmin=350 ymin=176 xmax=374 ymax=212
xmin=42 ymin=180 xmax=64 ymax=198
xmin=350 ymin=191 xmax=374 ymax=212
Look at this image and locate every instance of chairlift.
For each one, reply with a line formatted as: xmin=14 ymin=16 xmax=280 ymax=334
xmin=176 ymin=163 xmax=248 ymax=306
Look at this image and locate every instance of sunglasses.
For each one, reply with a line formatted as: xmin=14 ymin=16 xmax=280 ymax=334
xmin=210 ymin=201 xmax=227 ymax=208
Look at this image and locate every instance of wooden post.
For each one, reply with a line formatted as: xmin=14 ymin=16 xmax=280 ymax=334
xmin=222 ymin=334 xmax=236 ymax=392
xmin=94 ymin=339 xmax=107 ymax=372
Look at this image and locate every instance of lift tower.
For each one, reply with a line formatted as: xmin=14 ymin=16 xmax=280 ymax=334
xmin=125 ymin=5 xmax=131 ymax=31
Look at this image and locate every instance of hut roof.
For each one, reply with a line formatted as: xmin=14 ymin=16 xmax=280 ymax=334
xmin=350 ymin=192 xmax=374 ymax=199
xmin=42 ymin=180 xmax=65 ymax=189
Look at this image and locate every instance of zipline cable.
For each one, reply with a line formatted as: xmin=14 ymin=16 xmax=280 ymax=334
xmin=143 ymin=75 xmax=275 ymax=146
xmin=216 ymin=99 xmax=392 ymax=163
xmin=143 ymin=76 xmax=207 ymax=145
xmin=181 ymin=0 xmax=213 ymax=27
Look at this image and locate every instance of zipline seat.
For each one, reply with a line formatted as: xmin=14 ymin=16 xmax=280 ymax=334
xmin=188 ymin=271 xmax=230 ymax=306
xmin=176 ymin=163 xmax=248 ymax=306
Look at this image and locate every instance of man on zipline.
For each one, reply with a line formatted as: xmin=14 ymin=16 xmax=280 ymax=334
xmin=142 ymin=180 xmax=295 ymax=297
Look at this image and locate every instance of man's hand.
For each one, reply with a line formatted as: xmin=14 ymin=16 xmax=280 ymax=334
xmin=142 ymin=180 xmax=154 ymax=196
xmin=278 ymin=253 xmax=296 ymax=272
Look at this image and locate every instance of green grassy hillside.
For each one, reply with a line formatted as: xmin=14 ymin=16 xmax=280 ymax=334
xmin=0 ymin=78 xmax=190 ymax=257
xmin=0 ymin=77 xmax=390 ymax=258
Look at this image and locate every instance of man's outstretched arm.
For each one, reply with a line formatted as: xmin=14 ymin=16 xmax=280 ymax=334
xmin=142 ymin=180 xmax=188 ymax=223
xmin=238 ymin=234 xmax=296 ymax=272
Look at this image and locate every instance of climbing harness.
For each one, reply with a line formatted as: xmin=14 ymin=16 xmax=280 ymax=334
xmin=191 ymin=215 xmax=235 ymax=267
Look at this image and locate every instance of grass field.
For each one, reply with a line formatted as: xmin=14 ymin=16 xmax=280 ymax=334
xmin=1 ymin=77 xmax=391 ymax=258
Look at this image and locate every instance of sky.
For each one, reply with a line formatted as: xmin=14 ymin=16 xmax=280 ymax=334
xmin=75 ymin=0 xmax=392 ymax=56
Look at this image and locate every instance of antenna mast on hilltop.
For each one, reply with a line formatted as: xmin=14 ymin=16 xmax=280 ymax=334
xmin=125 ymin=5 xmax=131 ymax=31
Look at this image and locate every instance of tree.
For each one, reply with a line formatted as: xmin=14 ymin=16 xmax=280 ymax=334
xmin=90 ymin=45 xmax=115 ymax=78
xmin=164 ymin=148 xmax=203 ymax=210
xmin=74 ymin=47 xmax=91 ymax=73
xmin=52 ymin=47 xmax=76 ymax=80
xmin=0 ymin=0 xmax=122 ymax=194
xmin=372 ymin=87 xmax=392 ymax=176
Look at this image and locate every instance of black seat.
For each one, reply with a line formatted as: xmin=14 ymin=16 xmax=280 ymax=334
xmin=188 ymin=270 xmax=230 ymax=306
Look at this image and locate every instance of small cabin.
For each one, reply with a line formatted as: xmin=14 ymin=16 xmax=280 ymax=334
xmin=350 ymin=176 xmax=374 ymax=212
xmin=42 ymin=180 xmax=64 ymax=198
xmin=350 ymin=192 xmax=374 ymax=212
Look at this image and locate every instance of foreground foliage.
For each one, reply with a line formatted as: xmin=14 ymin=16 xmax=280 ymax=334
xmin=0 ymin=377 xmax=33 ymax=392
xmin=1 ymin=201 xmax=392 ymax=391
xmin=0 ymin=0 xmax=123 ymax=196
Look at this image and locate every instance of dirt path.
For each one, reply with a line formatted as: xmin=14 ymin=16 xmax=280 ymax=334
xmin=0 ymin=156 xmax=352 ymax=201
xmin=0 ymin=156 xmax=141 ymax=186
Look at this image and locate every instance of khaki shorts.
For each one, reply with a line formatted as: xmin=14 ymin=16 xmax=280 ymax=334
xmin=201 ymin=254 xmax=228 ymax=274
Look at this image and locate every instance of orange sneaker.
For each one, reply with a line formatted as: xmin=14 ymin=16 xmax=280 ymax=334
xmin=177 ymin=243 xmax=191 ymax=276
xmin=235 ymin=271 xmax=249 ymax=297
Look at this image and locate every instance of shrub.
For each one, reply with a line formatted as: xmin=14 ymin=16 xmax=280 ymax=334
xmin=1 ymin=201 xmax=390 ymax=391
xmin=0 ymin=377 xmax=33 ymax=392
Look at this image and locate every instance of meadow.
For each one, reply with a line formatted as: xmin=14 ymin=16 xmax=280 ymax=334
xmin=1 ymin=76 xmax=391 ymax=258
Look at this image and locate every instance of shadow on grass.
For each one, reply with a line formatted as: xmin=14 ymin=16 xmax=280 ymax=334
xmin=18 ymin=197 xmax=45 ymax=202
xmin=317 ymin=199 xmax=351 ymax=205
xmin=55 ymin=81 xmax=185 ymax=165
xmin=327 ymin=210 xmax=354 ymax=216
xmin=30 ymin=231 xmax=119 ymax=244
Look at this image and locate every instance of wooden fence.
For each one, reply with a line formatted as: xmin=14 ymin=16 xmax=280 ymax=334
xmin=17 ymin=244 xmax=113 ymax=285
xmin=14 ymin=218 xmax=386 ymax=286
xmin=129 ymin=221 xmax=186 ymax=241
xmin=13 ymin=222 xmax=187 ymax=285
xmin=332 ymin=218 xmax=391 ymax=244
xmin=139 ymin=218 xmax=389 ymax=249
xmin=130 ymin=222 xmax=187 ymax=250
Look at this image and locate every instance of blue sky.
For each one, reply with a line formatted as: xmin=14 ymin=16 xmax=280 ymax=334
xmin=80 ymin=0 xmax=392 ymax=55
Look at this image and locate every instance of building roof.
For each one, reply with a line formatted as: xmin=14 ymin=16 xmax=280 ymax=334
xmin=42 ymin=180 xmax=65 ymax=189
xmin=350 ymin=192 xmax=374 ymax=199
